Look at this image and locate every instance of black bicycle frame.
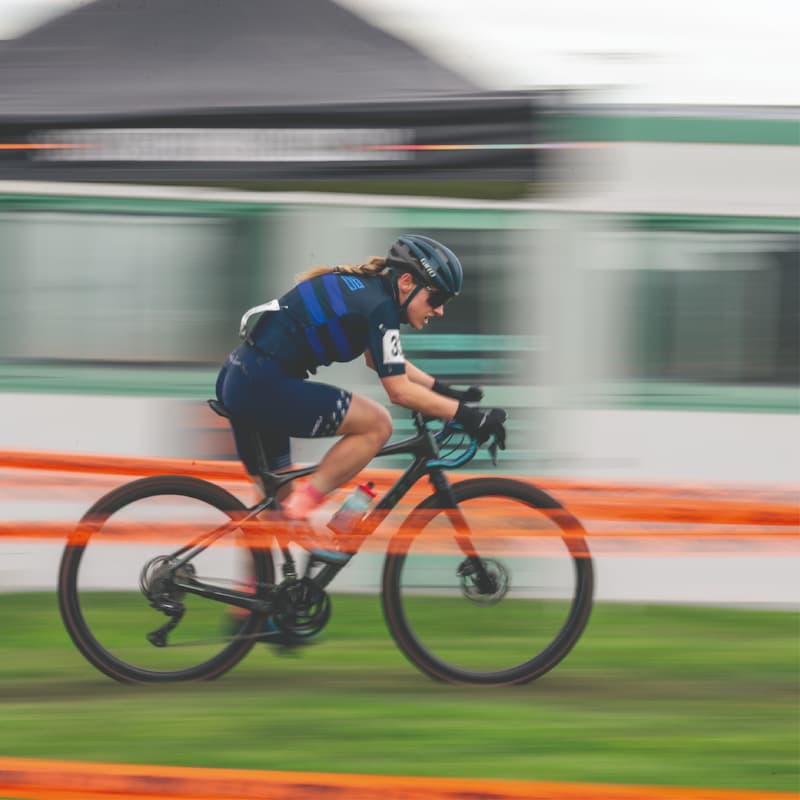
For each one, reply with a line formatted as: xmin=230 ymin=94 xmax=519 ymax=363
xmin=171 ymin=412 xmax=472 ymax=608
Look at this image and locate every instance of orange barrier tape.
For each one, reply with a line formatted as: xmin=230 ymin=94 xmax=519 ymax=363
xmin=0 ymin=448 xmax=248 ymax=481
xmin=0 ymin=756 xmax=794 ymax=800
xmin=1 ymin=450 xmax=797 ymax=537
xmin=9 ymin=475 xmax=777 ymax=513
xmin=4 ymin=448 xmax=799 ymax=501
xmin=553 ymin=497 xmax=798 ymax=527
xmin=2 ymin=519 xmax=798 ymax=552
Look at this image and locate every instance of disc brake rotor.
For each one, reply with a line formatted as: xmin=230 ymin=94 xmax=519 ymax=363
xmin=457 ymin=558 xmax=510 ymax=605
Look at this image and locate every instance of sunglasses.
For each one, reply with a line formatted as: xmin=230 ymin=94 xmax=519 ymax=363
xmin=424 ymin=286 xmax=452 ymax=309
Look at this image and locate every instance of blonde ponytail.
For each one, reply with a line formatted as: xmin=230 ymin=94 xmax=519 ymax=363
xmin=296 ymin=257 xmax=387 ymax=284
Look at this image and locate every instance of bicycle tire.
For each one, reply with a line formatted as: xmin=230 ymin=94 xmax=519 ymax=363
xmin=382 ymin=477 xmax=593 ymax=686
xmin=58 ymin=475 xmax=273 ymax=683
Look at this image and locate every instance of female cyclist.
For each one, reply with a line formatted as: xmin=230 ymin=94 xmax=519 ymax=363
xmin=215 ymin=234 xmax=507 ymax=560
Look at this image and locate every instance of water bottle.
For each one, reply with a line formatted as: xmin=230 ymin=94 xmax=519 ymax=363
xmin=327 ymin=482 xmax=376 ymax=536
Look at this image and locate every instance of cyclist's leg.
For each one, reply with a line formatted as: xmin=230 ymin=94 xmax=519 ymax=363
xmin=217 ymin=347 xmax=391 ymax=517
xmin=306 ymin=393 xmax=392 ymax=493
xmin=282 ymin=392 xmax=391 ymax=519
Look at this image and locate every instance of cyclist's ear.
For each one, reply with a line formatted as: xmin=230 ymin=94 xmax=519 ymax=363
xmin=397 ymin=272 xmax=416 ymax=290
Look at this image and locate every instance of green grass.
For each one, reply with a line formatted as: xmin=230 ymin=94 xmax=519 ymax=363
xmin=0 ymin=592 xmax=797 ymax=793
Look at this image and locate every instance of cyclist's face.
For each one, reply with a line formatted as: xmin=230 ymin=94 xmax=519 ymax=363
xmin=405 ymin=281 xmax=446 ymax=330
xmin=423 ymin=286 xmax=452 ymax=310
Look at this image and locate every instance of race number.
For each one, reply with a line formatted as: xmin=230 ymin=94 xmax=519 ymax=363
xmin=382 ymin=329 xmax=404 ymax=364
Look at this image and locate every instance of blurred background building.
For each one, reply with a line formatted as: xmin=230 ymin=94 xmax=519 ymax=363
xmin=0 ymin=0 xmax=797 ymax=484
xmin=0 ymin=0 xmax=797 ymax=603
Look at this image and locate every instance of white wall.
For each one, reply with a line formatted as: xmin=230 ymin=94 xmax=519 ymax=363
xmin=1 ymin=392 xmax=796 ymax=605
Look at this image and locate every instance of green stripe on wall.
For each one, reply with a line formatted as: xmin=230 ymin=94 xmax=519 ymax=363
xmin=1 ymin=363 xmax=796 ymax=413
xmin=558 ymin=114 xmax=800 ymax=146
xmin=0 ymin=363 xmax=218 ymax=397
xmin=0 ymin=193 xmax=274 ymax=216
xmin=632 ymin=214 xmax=799 ymax=232
xmin=584 ymin=382 xmax=799 ymax=414
xmin=403 ymin=334 xmax=544 ymax=351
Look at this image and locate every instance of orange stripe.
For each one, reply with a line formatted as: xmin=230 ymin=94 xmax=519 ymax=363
xmin=1 ymin=450 xmax=797 ymax=536
xmin=1 ymin=519 xmax=797 ymax=556
xmin=2 ymin=448 xmax=798 ymax=503
xmin=0 ymin=143 xmax=93 ymax=150
xmin=0 ymin=756 xmax=793 ymax=800
xmin=0 ymin=448 xmax=248 ymax=480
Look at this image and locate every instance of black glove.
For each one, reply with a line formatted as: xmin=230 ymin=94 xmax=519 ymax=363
xmin=432 ymin=379 xmax=483 ymax=403
xmin=454 ymin=402 xmax=507 ymax=450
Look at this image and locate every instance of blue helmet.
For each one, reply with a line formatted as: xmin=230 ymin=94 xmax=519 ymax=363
xmin=386 ymin=235 xmax=463 ymax=299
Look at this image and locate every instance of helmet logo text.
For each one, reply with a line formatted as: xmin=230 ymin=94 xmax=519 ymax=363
xmin=419 ymin=257 xmax=437 ymax=280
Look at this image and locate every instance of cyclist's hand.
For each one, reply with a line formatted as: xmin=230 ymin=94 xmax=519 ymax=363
xmin=454 ymin=403 xmax=507 ymax=450
xmin=432 ymin=379 xmax=483 ymax=403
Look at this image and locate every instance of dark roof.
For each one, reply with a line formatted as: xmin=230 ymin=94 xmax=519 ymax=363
xmin=0 ymin=0 xmax=480 ymax=120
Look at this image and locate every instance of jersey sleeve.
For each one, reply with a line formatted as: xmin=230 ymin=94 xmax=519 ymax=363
xmin=368 ymin=300 xmax=406 ymax=378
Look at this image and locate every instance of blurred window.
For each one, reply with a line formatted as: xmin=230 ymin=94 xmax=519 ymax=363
xmin=0 ymin=212 xmax=255 ymax=364
xmin=633 ymin=231 xmax=799 ymax=386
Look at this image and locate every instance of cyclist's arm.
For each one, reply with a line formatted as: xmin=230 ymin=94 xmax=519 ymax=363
xmin=362 ymin=306 xmax=449 ymax=414
xmin=379 ymin=373 xmax=458 ymax=420
xmin=402 ymin=358 xmax=435 ymax=389
xmin=364 ymin=350 xmax=433 ymax=389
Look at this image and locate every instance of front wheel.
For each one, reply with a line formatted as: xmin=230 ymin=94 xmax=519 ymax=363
xmin=59 ymin=475 xmax=274 ymax=683
xmin=382 ymin=477 xmax=593 ymax=685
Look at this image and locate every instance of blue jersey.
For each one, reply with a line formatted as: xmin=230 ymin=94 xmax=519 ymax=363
xmin=250 ymin=272 xmax=405 ymax=379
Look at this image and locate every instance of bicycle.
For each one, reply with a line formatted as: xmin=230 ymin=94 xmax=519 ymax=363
xmin=58 ymin=402 xmax=594 ymax=686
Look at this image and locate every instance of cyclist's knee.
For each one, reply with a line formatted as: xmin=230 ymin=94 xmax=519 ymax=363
xmin=360 ymin=400 xmax=393 ymax=446
xmin=370 ymin=404 xmax=393 ymax=445
xmin=341 ymin=395 xmax=392 ymax=444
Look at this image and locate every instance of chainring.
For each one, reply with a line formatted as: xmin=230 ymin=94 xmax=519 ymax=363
xmin=272 ymin=577 xmax=331 ymax=640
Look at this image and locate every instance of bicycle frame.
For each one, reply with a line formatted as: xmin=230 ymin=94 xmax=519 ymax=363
xmin=167 ymin=412 xmax=479 ymax=612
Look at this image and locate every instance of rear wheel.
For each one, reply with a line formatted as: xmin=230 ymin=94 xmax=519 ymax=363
xmin=58 ymin=475 xmax=274 ymax=683
xmin=382 ymin=477 xmax=593 ymax=685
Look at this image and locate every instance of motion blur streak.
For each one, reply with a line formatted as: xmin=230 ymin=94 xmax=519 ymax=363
xmin=0 ymin=755 xmax=795 ymax=800
xmin=1 ymin=451 xmax=797 ymax=555
xmin=1 ymin=521 xmax=797 ymax=556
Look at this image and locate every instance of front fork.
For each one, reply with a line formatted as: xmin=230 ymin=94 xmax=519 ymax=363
xmin=428 ymin=470 xmax=498 ymax=596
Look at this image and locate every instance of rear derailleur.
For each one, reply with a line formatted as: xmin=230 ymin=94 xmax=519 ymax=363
xmin=139 ymin=555 xmax=194 ymax=647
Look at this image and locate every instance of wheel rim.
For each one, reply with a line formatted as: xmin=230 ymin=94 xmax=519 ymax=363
xmin=388 ymin=490 xmax=592 ymax=683
xmin=61 ymin=482 xmax=270 ymax=681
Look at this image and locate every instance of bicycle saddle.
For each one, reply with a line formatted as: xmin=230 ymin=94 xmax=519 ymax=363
xmin=207 ymin=399 xmax=233 ymax=419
